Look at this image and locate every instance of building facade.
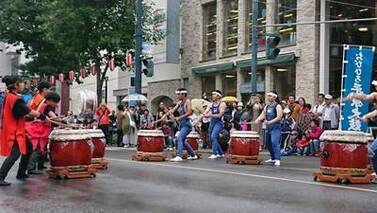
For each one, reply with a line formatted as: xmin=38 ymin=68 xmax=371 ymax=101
xmin=181 ymin=0 xmax=377 ymax=105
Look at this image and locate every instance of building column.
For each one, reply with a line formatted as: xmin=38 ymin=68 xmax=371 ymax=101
xmin=266 ymin=0 xmax=276 ymax=33
xmin=236 ymin=67 xmax=244 ymax=101
xmin=295 ymin=0 xmax=320 ymax=105
xmin=216 ymin=0 xmax=225 ymax=59
xmin=215 ymin=74 xmax=223 ymax=91
xmin=319 ymin=0 xmax=329 ymax=94
xmin=265 ymin=66 xmax=274 ymax=100
xmin=237 ymin=0 xmax=246 ymax=55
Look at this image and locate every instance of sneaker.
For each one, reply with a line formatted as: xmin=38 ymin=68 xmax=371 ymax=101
xmin=16 ymin=174 xmax=30 ymax=180
xmin=187 ymin=155 xmax=198 ymax=160
xmin=372 ymin=172 xmax=376 ymax=178
xmin=264 ymin=159 xmax=275 ymax=163
xmin=170 ymin=156 xmax=183 ymax=162
xmin=216 ymin=154 xmax=225 ymax=158
xmin=0 ymin=180 xmax=11 ymax=186
xmin=274 ymin=160 xmax=281 ymax=166
xmin=208 ymin=154 xmax=218 ymax=159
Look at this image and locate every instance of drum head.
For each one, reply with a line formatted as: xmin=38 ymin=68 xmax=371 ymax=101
xmin=230 ymin=131 xmax=260 ymax=139
xmin=49 ymin=129 xmax=91 ymax=141
xmin=187 ymin=131 xmax=200 ymax=138
xmin=84 ymin=129 xmax=105 ymax=138
xmin=320 ymin=130 xmax=373 ymax=143
xmin=137 ymin=129 xmax=164 ymax=137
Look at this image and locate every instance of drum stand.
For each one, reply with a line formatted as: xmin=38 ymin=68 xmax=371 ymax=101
xmin=132 ymin=151 xmax=166 ymax=162
xmin=226 ymin=154 xmax=262 ymax=165
xmin=313 ymin=167 xmax=374 ymax=184
xmin=47 ymin=165 xmax=97 ymax=179
xmin=91 ymin=158 xmax=109 ymax=170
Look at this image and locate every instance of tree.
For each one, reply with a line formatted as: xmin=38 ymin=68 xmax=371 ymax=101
xmin=0 ymin=0 xmax=165 ymax=104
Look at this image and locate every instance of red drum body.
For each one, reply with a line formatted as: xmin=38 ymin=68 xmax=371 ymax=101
xmin=319 ymin=131 xmax=373 ymax=169
xmin=49 ymin=129 xmax=93 ymax=167
xmin=187 ymin=132 xmax=199 ymax=151
xmin=137 ymin=130 xmax=164 ymax=152
xmin=228 ymin=131 xmax=260 ymax=156
xmin=87 ymin=130 xmax=106 ymax=158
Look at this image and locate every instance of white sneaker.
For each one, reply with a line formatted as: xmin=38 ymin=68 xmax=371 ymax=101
xmin=216 ymin=154 xmax=225 ymax=158
xmin=264 ymin=159 xmax=275 ymax=163
xmin=170 ymin=156 xmax=183 ymax=162
xmin=274 ymin=160 xmax=281 ymax=166
xmin=208 ymin=154 xmax=218 ymax=159
xmin=187 ymin=155 xmax=198 ymax=160
xmin=372 ymin=172 xmax=376 ymax=178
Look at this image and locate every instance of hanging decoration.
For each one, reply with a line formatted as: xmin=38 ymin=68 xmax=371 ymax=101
xmin=59 ymin=73 xmax=65 ymax=82
xmin=80 ymin=67 xmax=86 ymax=79
xmin=90 ymin=64 xmax=96 ymax=76
xmin=50 ymin=75 xmax=56 ymax=85
xmin=108 ymin=58 xmax=115 ymax=71
xmin=125 ymin=52 xmax=133 ymax=66
xmin=68 ymin=70 xmax=75 ymax=81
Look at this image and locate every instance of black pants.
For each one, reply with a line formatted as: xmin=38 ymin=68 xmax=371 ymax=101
xmin=0 ymin=140 xmax=32 ymax=180
xmin=117 ymin=129 xmax=124 ymax=147
xmin=99 ymin=125 xmax=110 ymax=144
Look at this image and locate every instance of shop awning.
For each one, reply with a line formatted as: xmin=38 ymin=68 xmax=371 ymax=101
xmin=236 ymin=53 xmax=296 ymax=69
xmin=240 ymin=81 xmax=265 ymax=94
xmin=192 ymin=62 xmax=234 ymax=75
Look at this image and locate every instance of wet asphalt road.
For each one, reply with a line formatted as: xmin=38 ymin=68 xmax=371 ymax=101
xmin=0 ymin=149 xmax=377 ymax=213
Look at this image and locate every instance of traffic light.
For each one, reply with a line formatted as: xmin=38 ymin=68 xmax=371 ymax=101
xmin=266 ymin=34 xmax=281 ymax=60
xmin=142 ymin=58 xmax=154 ymax=77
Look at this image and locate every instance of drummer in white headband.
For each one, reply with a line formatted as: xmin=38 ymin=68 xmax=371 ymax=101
xmin=156 ymin=88 xmax=198 ymax=162
xmin=254 ymin=91 xmax=283 ymax=166
xmin=347 ymin=80 xmax=377 ymax=102
xmin=201 ymin=90 xmax=227 ymax=159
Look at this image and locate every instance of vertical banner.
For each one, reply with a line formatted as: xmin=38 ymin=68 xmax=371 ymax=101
xmin=341 ymin=45 xmax=375 ymax=132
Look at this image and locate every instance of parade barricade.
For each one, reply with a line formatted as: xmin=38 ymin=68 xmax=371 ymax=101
xmin=47 ymin=129 xmax=97 ymax=179
xmin=226 ymin=131 xmax=261 ymax=165
xmin=313 ymin=130 xmax=374 ymax=184
xmin=132 ymin=130 xmax=166 ymax=161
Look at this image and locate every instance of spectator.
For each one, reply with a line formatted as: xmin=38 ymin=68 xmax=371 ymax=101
xmin=322 ymin=94 xmax=340 ymax=130
xmin=123 ymin=107 xmax=137 ymax=148
xmin=200 ymin=104 xmax=211 ymax=149
xmin=232 ymin=102 xmax=244 ymax=130
xmin=288 ymin=95 xmax=300 ymax=121
xmin=96 ymin=102 xmax=111 ymax=144
xmin=311 ymin=93 xmax=325 ymax=120
xmin=156 ymin=102 xmax=166 ymax=127
xmin=116 ymin=105 xmax=125 ymax=147
xmin=140 ymin=108 xmax=154 ymax=129
xmin=281 ymin=108 xmax=295 ymax=149
xmin=298 ymin=97 xmax=310 ymax=114
xmin=306 ymin=119 xmax=323 ymax=156
xmin=249 ymin=94 xmax=264 ymax=133
xmin=296 ymin=136 xmax=309 ymax=156
xmin=202 ymin=92 xmax=210 ymax=102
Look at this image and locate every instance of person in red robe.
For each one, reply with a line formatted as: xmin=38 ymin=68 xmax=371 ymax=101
xmin=26 ymin=92 xmax=60 ymax=175
xmin=0 ymin=76 xmax=45 ymax=186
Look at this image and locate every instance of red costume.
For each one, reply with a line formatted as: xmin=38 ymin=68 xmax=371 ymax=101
xmin=0 ymin=93 xmax=27 ymax=156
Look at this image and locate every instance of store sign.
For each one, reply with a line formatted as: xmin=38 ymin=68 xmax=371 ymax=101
xmin=341 ymin=45 xmax=375 ymax=132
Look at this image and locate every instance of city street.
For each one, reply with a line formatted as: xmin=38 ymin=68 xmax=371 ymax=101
xmin=0 ymin=149 xmax=376 ymax=213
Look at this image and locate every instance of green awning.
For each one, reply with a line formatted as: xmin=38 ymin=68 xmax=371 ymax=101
xmin=240 ymin=81 xmax=265 ymax=94
xmin=236 ymin=53 xmax=296 ymax=69
xmin=192 ymin=62 xmax=234 ymax=75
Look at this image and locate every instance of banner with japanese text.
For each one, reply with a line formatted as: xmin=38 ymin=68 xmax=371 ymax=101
xmin=341 ymin=45 xmax=375 ymax=132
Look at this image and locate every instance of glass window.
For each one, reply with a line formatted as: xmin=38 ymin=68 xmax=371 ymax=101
xmin=245 ymin=0 xmax=266 ymax=52
xmin=273 ymin=66 xmax=296 ymax=99
xmin=203 ymin=3 xmax=217 ymax=61
xmin=242 ymin=68 xmax=265 ymax=103
xmin=224 ymin=0 xmax=239 ymax=56
xmin=223 ymin=72 xmax=237 ymax=96
xmin=202 ymin=76 xmax=216 ymax=95
xmin=328 ymin=0 xmax=377 ymax=97
xmin=277 ymin=0 xmax=297 ymax=46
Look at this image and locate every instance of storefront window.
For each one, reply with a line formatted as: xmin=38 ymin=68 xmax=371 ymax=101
xmin=273 ymin=66 xmax=296 ymax=99
xmin=329 ymin=0 xmax=377 ymax=97
xmin=241 ymin=68 xmax=265 ymax=103
xmin=202 ymin=76 xmax=216 ymax=95
xmin=203 ymin=3 xmax=217 ymax=61
xmin=224 ymin=0 xmax=238 ymax=56
xmin=223 ymin=72 xmax=237 ymax=96
xmin=245 ymin=0 xmax=266 ymax=52
xmin=277 ymin=0 xmax=297 ymax=46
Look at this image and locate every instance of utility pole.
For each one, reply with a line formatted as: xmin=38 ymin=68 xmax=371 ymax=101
xmin=135 ymin=0 xmax=143 ymax=94
xmin=250 ymin=0 xmax=258 ymax=95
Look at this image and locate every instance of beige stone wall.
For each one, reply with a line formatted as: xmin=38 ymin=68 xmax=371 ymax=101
xmin=148 ymin=79 xmax=181 ymax=103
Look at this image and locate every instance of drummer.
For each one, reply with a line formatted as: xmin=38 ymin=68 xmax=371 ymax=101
xmin=26 ymin=92 xmax=61 ymax=175
xmin=156 ymin=88 xmax=198 ymax=162
xmin=0 ymin=76 xmax=46 ymax=186
xmin=201 ymin=90 xmax=227 ymax=159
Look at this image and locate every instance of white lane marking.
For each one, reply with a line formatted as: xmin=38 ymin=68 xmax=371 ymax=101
xmin=107 ymin=157 xmax=377 ymax=194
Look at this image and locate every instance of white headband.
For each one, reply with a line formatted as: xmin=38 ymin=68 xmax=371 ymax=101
xmin=212 ymin=91 xmax=222 ymax=97
xmin=267 ymin=92 xmax=277 ymax=98
xmin=176 ymin=90 xmax=187 ymax=94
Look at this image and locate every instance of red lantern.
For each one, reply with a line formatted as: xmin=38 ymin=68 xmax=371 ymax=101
xmin=68 ymin=70 xmax=75 ymax=81
xmin=126 ymin=52 xmax=133 ymax=66
xmin=50 ymin=76 xmax=56 ymax=85
xmin=59 ymin=73 xmax=64 ymax=82
xmin=90 ymin=64 xmax=96 ymax=76
xmin=108 ymin=58 xmax=115 ymax=71
xmin=80 ymin=67 xmax=86 ymax=79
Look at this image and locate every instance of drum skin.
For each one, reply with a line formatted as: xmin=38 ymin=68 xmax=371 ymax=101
xmin=92 ymin=137 xmax=106 ymax=158
xmin=228 ymin=136 xmax=260 ymax=156
xmin=138 ymin=135 xmax=164 ymax=152
xmin=320 ymin=141 xmax=368 ymax=169
xmin=50 ymin=139 xmax=92 ymax=167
